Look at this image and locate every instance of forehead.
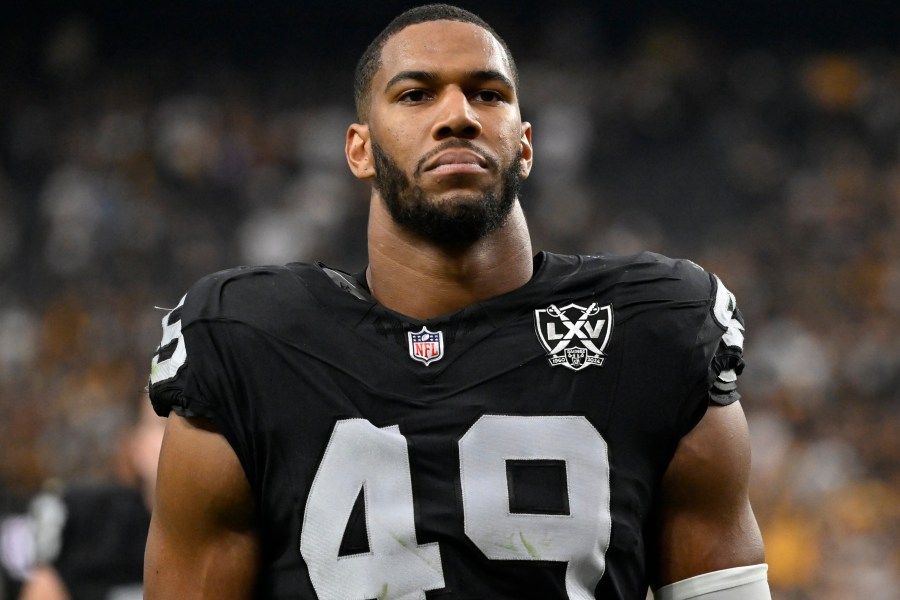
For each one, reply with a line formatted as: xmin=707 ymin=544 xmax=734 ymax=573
xmin=377 ymin=20 xmax=512 ymax=85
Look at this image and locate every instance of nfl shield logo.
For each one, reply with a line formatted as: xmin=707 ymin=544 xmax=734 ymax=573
xmin=408 ymin=326 xmax=444 ymax=366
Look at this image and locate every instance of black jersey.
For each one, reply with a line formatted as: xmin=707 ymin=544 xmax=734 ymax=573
xmin=149 ymin=251 xmax=745 ymax=600
xmin=30 ymin=484 xmax=149 ymax=600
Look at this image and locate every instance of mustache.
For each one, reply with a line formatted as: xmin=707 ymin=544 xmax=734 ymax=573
xmin=414 ymin=140 xmax=499 ymax=176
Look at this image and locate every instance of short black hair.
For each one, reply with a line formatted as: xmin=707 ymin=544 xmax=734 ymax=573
xmin=353 ymin=3 xmax=519 ymax=122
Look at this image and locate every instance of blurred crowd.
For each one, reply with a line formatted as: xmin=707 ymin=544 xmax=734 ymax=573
xmin=1 ymin=6 xmax=898 ymax=599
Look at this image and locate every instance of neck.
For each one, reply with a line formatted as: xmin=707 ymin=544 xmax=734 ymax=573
xmin=366 ymin=195 xmax=533 ymax=320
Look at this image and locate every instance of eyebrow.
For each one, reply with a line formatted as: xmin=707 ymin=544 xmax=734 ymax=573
xmin=384 ymin=69 xmax=515 ymax=93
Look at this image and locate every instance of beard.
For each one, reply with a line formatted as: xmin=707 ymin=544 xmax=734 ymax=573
xmin=371 ymin=137 xmax=522 ymax=246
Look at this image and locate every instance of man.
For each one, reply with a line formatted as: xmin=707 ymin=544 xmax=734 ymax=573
xmin=145 ymin=4 xmax=769 ymax=599
xmin=20 ymin=395 xmax=164 ymax=600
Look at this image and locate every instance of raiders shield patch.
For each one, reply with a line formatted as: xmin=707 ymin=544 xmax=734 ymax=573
xmin=408 ymin=326 xmax=444 ymax=366
xmin=534 ymin=302 xmax=613 ymax=371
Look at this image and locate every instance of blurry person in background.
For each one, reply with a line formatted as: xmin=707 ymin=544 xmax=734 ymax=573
xmin=18 ymin=394 xmax=164 ymax=600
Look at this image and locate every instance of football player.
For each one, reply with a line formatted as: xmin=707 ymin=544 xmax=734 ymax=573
xmin=146 ymin=4 xmax=769 ymax=599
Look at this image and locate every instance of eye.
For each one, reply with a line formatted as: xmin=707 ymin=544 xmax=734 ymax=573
xmin=471 ymin=90 xmax=504 ymax=104
xmin=398 ymin=89 xmax=432 ymax=103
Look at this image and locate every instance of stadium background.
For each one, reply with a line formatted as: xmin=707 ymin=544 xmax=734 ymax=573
xmin=1 ymin=1 xmax=898 ymax=597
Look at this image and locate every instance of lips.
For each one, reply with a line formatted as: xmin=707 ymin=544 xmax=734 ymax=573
xmin=422 ymin=150 xmax=489 ymax=173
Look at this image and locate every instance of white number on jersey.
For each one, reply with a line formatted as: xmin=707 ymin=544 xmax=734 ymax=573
xmin=149 ymin=296 xmax=187 ymax=385
xmin=301 ymin=415 xmax=612 ymax=599
xmin=460 ymin=415 xmax=610 ymax=599
xmin=300 ymin=419 xmax=445 ymax=600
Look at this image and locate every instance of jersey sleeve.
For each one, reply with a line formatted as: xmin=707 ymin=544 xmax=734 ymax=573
xmin=684 ymin=271 xmax=746 ymax=411
xmin=147 ymin=266 xmax=302 ymax=491
xmin=147 ymin=270 xmax=252 ymax=473
xmin=654 ymin=264 xmax=746 ymax=444
xmin=706 ymin=273 xmax=746 ymax=406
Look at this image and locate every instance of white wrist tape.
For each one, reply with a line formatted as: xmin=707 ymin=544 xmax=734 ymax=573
xmin=654 ymin=564 xmax=770 ymax=600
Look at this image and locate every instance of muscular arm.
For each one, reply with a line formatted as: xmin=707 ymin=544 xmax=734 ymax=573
xmin=650 ymin=401 xmax=765 ymax=589
xmin=144 ymin=414 xmax=260 ymax=599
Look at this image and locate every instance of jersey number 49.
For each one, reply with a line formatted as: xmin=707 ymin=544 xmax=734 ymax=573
xmin=301 ymin=416 xmax=612 ymax=600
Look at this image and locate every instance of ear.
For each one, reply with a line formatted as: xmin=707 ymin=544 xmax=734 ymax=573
xmin=518 ymin=121 xmax=533 ymax=179
xmin=346 ymin=123 xmax=375 ymax=180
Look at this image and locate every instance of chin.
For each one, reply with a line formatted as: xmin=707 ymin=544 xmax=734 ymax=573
xmin=429 ymin=186 xmax=500 ymax=205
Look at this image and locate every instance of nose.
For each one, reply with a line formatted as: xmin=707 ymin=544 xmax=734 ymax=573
xmin=431 ymin=87 xmax=482 ymax=140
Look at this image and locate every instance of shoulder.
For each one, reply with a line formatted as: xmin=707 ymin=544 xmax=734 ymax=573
xmin=174 ymin=262 xmax=321 ymax=327
xmin=616 ymin=251 xmax=714 ymax=298
xmin=566 ymin=250 xmax=743 ymax=365
xmin=609 ymin=252 xmax=744 ymax=363
xmin=591 ymin=251 xmax=746 ymax=406
xmin=543 ymin=250 xmax=717 ymax=302
xmin=149 ymin=263 xmax=323 ymax=396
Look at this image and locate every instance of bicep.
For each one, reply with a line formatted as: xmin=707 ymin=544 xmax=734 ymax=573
xmin=650 ymin=401 xmax=765 ymax=588
xmin=144 ymin=413 xmax=260 ymax=599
